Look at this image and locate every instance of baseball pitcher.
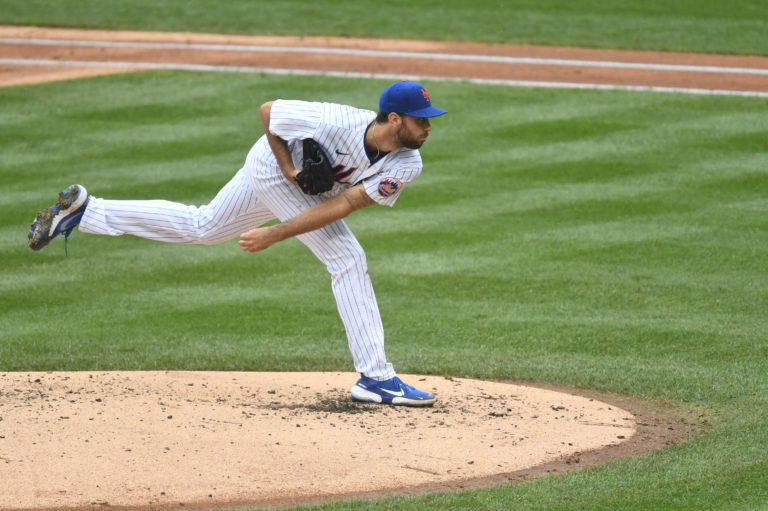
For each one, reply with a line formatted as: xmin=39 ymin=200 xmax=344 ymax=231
xmin=28 ymin=81 xmax=447 ymax=406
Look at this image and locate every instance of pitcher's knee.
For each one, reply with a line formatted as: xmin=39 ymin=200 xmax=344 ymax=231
xmin=188 ymin=212 xmax=232 ymax=245
xmin=193 ymin=227 xmax=232 ymax=245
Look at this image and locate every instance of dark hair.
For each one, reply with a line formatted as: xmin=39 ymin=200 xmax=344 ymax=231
xmin=375 ymin=111 xmax=390 ymax=123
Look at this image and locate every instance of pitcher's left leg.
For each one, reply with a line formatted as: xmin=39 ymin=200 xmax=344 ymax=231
xmin=301 ymin=224 xmax=396 ymax=380
xmin=250 ymin=173 xmax=395 ymax=380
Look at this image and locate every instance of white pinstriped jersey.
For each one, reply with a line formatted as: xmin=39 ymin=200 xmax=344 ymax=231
xmin=248 ymin=99 xmax=423 ymax=207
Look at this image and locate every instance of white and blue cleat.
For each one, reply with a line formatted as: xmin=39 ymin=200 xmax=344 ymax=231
xmin=28 ymin=184 xmax=90 ymax=252
xmin=350 ymin=375 xmax=436 ymax=407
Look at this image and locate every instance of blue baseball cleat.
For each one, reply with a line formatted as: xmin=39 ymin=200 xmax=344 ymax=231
xmin=28 ymin=184 xmax=90 ymax=252
xmin=350 ymin=375 xmax=436 ymax=407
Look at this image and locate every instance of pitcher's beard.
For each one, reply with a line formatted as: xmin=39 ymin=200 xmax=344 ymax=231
xmin=395 ymin=126 xmax=426 ymax=149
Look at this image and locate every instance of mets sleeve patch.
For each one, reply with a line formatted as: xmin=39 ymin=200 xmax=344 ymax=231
xmin=377 ymin=177 xmax=403 ymax=198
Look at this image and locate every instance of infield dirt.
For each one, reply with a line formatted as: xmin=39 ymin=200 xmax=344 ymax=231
xmin=1 ymin=25 xmax=767 ymax=92
xmin=0 ymin=371 xmax=701 ymax=510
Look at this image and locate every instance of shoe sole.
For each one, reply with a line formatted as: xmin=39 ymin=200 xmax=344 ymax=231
xmin=28 ymin=185 xmax=89 ymax=251
xmin=28 ymin=207 xmax=57 ymax=250
xmin=350 ymin=385 xmax=436 ymax=407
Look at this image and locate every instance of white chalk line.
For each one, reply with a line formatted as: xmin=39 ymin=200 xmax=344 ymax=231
xmin=3 ymin=37 xmax=768 ymax=76
xmin=3 ymin=58 xmax=768 ymax=98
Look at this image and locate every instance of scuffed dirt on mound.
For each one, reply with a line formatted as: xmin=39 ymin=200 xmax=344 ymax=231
xmin=0 ymin=371 xmax=699 ymax=511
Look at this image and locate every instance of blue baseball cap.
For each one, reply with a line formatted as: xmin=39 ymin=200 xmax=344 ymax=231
xmin=379 ymin=81 xmax=447 ymax=118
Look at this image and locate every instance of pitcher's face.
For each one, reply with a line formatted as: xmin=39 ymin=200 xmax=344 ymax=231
xmin=395 ymin=115 xmax=432 ymax=149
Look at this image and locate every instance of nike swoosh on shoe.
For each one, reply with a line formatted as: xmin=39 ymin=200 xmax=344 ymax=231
xmin=379 ymin=388 xmax=406 ymax=397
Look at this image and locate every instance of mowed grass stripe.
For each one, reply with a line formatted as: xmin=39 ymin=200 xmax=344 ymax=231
xmin=1 ymin=0 xmax=766 ymax=54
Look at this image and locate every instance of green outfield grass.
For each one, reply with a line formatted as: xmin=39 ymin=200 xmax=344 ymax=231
xmin=1 ymin=72 xmax=767 ymax=510
xmin=1 ymin=0 xmax=767 ymax=55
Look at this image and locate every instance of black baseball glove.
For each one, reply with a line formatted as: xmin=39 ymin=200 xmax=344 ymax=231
xmin=295 ymin=138 xmax=335 ymax=195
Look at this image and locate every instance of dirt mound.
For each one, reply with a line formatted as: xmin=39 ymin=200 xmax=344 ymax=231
xmin=0 ymin=371 xmax=651 ymax=510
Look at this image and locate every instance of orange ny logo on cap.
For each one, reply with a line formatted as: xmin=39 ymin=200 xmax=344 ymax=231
xmin=420 ymin=88 xmax=431 ymax=103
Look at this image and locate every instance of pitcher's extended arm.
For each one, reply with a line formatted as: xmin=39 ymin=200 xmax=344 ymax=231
xmin=239 ymin=184 xmax=375 ymax=253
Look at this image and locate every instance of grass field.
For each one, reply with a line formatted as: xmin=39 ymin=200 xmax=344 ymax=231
xmin=2 ymin=0 xmax=768 ymax=55
xmin=2 ymin=2 xmax=768 ymax=510
xmin=2 ymin=72 xmax=767 ymax=510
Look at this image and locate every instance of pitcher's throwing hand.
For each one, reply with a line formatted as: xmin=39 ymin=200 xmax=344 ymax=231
xmin=239 ymin=226 xmax=279 ymax=253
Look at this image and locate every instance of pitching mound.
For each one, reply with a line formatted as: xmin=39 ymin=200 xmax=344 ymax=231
xmin=0 ymin=371 xmax=687 ymax=510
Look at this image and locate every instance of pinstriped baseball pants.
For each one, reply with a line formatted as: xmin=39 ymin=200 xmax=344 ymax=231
xmin=79 ymin=165 xmax=397 ymax=380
